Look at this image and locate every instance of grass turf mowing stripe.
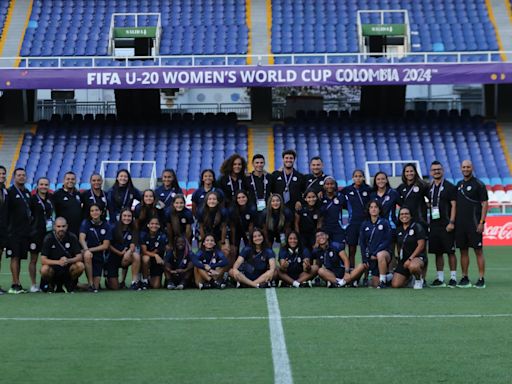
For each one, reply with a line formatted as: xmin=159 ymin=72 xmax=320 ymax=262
xmin=266 ymin=288 xmax=293 ymax=384
xmin=0 ymin=313 xmax=511 ymax=321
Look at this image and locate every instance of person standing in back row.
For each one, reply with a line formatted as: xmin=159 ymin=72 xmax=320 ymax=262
xmin=245 ymin=154 xmax=271 ymax=225
xmin=6 ymin=168 xmax=32 ymax=294
xmin=304 ymin=157 xmax=329 ymax=196
xmin=0 ymin=165 xmax=9 ymax=294
xmin=270 ymin=149 xmax=305 ymax=211
xmin=455 ymin=160 xmax=488 ymax=288
xmin=428 ymin=161 xmax=458 ymax=288
xmin=52 ymin=171 xmax=82 ymax=237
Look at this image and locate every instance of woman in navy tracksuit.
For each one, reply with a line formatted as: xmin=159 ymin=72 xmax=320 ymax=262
xmin=191 ymin=234 xmax=229 ymax=289
xmin=155 ymin=169 xmax=183 ymax=210
xmin=107 ymin=169 xmax=141 ymax=223
xmin=229 ymin=228 xmax=276 ymax=288
xmin=79 ymin=204 xmax=112 ymax=292
xmin=320 ymin=177 xmax=345 ymax=244
xmin=350 ymin=200 xmax=393 ymax=289
xmin=277 ymin=231 xmax=317 ymax=287
xmin=294 ymin=189 xmax=322 ymax=251
xmin=342 ymin=169 xmax=372 ymax=267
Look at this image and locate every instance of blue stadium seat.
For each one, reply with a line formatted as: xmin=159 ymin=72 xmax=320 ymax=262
xmin=273 ymin=117 xmax=510 ymax=185
xmin=17 ymin=117 xmax=247 ymax=187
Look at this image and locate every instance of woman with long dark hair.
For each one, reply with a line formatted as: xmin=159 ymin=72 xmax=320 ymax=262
xmin=28 ymin=177 xmax=54 ymax=292
xmin=108 ymin=208 xmax=141 ymax=290
xmin=295 ymin=189 xmax=322 ymax=251
xmin=397 ymin=163 xmax=428 ymax=224
xmin=134 ymin=189 xmax=166 ymax=230
xmin=191 ymin=169 xmax=224 ymax=218
xmin=167 ymin=194 xmax=193 ymax=248
xmin=155 ymin=169 xmax=183 ymax=209
xmin=191 ymin=233 xmax=229 ymax=289
xmin=217 ymin=153 xmax=248 ymax=207
xmin=263 ymin=193 xmax=293 ymax=247
xmin=391 ymin=206 xmax=428 ymax=289
xmin=107 ymin=169 xmax=141 ymax=223
xmin=79 ymin=203 xmax=112 ymax=292
xmin=277 ymin=231 xmax=317 ymax=287
xmin=229 ymin=228 xmax=276 ymax=288
xmin=164 ymin=235 xmax=193 ymax=289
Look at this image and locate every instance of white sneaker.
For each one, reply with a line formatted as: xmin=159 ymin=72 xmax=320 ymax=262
xmin=413 ymin=279 xmax=424 ymax=290
xmin=292 ymin=280 xmax=300 ymax=288
xmin=336 ymin=278 xmax=347 ymax=287
xmin=30 ymin=285 xmax=41 ymax=293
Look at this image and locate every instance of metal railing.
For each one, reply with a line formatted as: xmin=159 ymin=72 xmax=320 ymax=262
xmin=1 ymin=51 xmax=510 ymax=69
xmin=35 ymin=101 xmax=252 ymax=120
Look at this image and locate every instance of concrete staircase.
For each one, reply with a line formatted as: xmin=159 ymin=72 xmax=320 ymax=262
xmin=248 ymin=0 xmax=272 ymax=64
xmin=488 ymin=0 xmax=512 ymax=60
xmin=0 ymin=125 xmax=33 ymax=183
xmin=498 ymin=122 xmax=512 ymax=174
xmin=0 ymin=0 xmax=33 ymax=67
xmin=248 ymin=124 xmax=274 ymax=171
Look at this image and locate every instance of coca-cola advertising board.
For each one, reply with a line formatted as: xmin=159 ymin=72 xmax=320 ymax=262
xmin=483 ymin=216 xmax=512 ymax=246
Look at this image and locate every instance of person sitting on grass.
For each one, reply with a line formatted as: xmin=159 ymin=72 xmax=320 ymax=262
xmin=191 ymin=234 xmax=229 ymax=290
xmin=349 ymin=200 xmax=393 ymax=288
xmin=391 ymin=206 xmax=428 ymax=290
xmin=40 ymin=217 xmax=85 ymax=293
xmin=314 ymin=229 xmax=352 ymax=288
xmin=164 ymin=235 xmax=194 ymax=290
xmin=277 ymin=231 xmax=317 ymax=287
xmin=229 ymin=228 xmax=276 ymax=288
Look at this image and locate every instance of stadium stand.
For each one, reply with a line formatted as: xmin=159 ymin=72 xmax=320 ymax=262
xmin=20 ymin=0 xmax=248 ymax=63
xmin=15 ymin=113 xmax=247 ymax=189
xmin=271 ymin=0 xmax=500 ymax=63
xmin=0 ymin=1 xmax=9 ymax=38
xmin=274 ymin=112 xmax=511 ymax=187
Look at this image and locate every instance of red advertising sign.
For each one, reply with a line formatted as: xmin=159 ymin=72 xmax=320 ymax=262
xmin=483 ymin=216 xmax=512 ymax=246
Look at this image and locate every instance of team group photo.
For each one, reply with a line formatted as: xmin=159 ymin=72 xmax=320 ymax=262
xmin=0 ymin=0 xmax=510 ymax=383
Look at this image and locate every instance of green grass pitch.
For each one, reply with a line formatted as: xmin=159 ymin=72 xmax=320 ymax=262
xmin=0 ymin=247 xmax=511 ymax=384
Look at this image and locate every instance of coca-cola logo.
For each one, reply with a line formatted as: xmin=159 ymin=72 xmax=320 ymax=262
xmin=484 ymin=222 xmax=512 ymax=240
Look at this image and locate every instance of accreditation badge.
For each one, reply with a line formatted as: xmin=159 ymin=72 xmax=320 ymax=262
xmin=432 ymin=207 xmax=441 ymax=220
xmin=283 ymin=190 xmax=291 ymax=204
xmin=257 ymin=199 xmax=266 ymax=211
xmin=46 ymin=219 xmax=54 ymax=232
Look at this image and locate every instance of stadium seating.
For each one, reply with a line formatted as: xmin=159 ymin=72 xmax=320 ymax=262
xmin=21 ymin=0 xmax=248 ymax=58
xmin=16 ymin=114 xmax=247 ymax=189
xmin=274 ymin=113 xmax=511 ymax=187
xmin=271 ymin=0 xmax=500 ymax=62
xmin=0 ymin=1 xmax=9 ymax=37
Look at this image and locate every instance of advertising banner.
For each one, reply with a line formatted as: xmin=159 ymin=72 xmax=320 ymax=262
xmin=0 ymin=63 xmax=511 ymax=89
xmin=483 ymin=216 xmax=512 ymax=246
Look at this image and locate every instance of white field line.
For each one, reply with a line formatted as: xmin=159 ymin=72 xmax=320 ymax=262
xmin=0 ymin=313 xmax=511 ymax=321
xmin=266 ymin=288 xmax=293 ymax=384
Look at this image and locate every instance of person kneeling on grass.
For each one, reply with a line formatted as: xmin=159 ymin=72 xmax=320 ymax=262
xmin=140 ymin=217 xmax=168 ymax=289
xmin=391 ymin=207 xmax=428 ymax=289
xmin=192 ymin=234 xmax=229 ymax=289
xmin=314 ymin=229 xmax=351 ymax=288
xmin=108 ymin=208 xmax=141 ymax=290
xmin=229 ymin=228 xmax=276 ymax=288
xmin=278 ymin=231 xmax=317 ymax=287
xmin=164 ymin=235 xmax=194 ymax=290
xmin=349 ymin=200 xmax=393 ymax=289
xmin=40 ymin=217 xmax=85 ymax=293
